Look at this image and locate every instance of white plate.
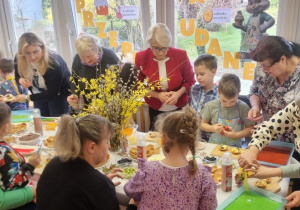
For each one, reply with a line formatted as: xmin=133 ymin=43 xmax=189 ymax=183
xmin=18 ymin=133 xmax=41 ymax=145
xmin=12 ymin=144 xmax=38 ymax=156
xmin=147 ymin=154 xmax=165 ymax=161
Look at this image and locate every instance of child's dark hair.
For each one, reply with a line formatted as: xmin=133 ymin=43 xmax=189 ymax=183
xmin=218 ymin=73 xmax=241 ymax=99
xmin=0 ymin=58 xmax=14 ymax=74
xmin=194 ymin=54 xmax=217 ymax=70
xmin=117 ymin=62 xmax=138 ymax=92
xmin=0 ymin=102 xmax=11 ymax=127
xmin=155 ymin=106 xmax=199 ymax=177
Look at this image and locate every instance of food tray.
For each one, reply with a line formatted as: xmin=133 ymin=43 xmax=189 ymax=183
xmin=217 ymin=185 xmax=286 ymax=210
xmin=12 ymin=110 xmax=33 ymax=123
xmin=257 ymin=141 xmax=295 ymax=167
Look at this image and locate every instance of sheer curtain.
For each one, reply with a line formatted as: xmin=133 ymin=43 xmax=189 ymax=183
xmin=277 ymin=0 xmax=300 ymax=42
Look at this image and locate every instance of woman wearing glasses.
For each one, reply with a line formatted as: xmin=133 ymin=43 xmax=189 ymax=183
xmin=67 ymin=33 xmax=119 ymax=111
xmin=14 ymin=32 xmax=71 ymax=117
xmin=248 ymin=36 xmax=300 ymax=142
xmin=135 ymin=23 xmax=195 ymax=130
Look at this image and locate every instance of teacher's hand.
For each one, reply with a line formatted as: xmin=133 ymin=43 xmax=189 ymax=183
xmin=285 ymin=191 xmax=300 ymax=208
xmin=67 ymin=94 xmax=79 ymax=106
xmin=19 ymin=78 xmax=32 ymax=89
xmin=107 ymin=168 xmax=123 ymax=186
xmin=14 ymin=94 xmax=26 ymax=103
xmin=165 ymin=91 xmax=179 ymax=105
xmin=248 ymin=106 xmax=263 ymax=122
xmin=157 ymin=92 xmax=171 ymax=104
xmin=238 ymin=146 xmax=259 ymax=168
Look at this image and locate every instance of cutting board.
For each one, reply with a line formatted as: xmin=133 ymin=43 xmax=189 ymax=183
xmin=250 ymin=177 xmax=282 ymax=194
xmin=210 ymin=145 xmax=247 ymax=159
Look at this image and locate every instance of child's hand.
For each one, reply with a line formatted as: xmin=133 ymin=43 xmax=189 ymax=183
xmin=14 ymin=94 xmax=26 ymax=103
xmin=67 ymin=94 xmax=79 ymax=106
xmin=28 ymin=154 xmax=41 ymax=168
xmin=106 ymin=168 xmax=123 ymax=186
xmin=213 ymin=123 xmax=224 ymax=133
xmin=0 ymin=95 xmax=4 ymax=102
xmin=30 ymin=185 xmax=37 ymax=198
xmin=19 ymin=78 xmax=32 ymax=88
xmin=223 ymin=127 xmax=237 ymax=138
xmin=285 ymin=191 xmax=300 ymax=208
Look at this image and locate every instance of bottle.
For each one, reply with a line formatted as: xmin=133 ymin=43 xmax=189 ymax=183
xmin=137 ymin=134 xmax=146 ymax=159
xmin=234 ymin=10 xmax=244 ymax=26
xmin=221 ymin=152 xmax=232 ymax=192
xmin=33 ymin=108 xmax=43 ymax=136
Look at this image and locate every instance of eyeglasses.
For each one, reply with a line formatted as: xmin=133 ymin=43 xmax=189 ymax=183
xmin=261 ymin=58 xmax=280 ymax=69
xmin=24 ymin=49 xmax=41 ymax=57
xmin=151 ymin=46 xmax=169 ymax=53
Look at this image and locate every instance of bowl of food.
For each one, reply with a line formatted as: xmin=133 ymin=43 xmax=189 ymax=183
xmin=18 ymin=132 xmax=41 ymax=145
xmin=122 ymin=166 xmax=137 ymax=179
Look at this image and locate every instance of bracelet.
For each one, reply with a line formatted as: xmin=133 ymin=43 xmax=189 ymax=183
xmin=25 ymin=95 xmax=29 ymax=102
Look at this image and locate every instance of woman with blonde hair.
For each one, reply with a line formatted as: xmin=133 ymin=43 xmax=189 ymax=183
xmin=135 ymin=23 xmax=195 ymax=130
xmin=36 ymin=114 xmax=137 ymax=210
xmin=14 ymin=32 xmax=71 ymax=116
xmin=67 ymin=33 xmax=119 ymax=110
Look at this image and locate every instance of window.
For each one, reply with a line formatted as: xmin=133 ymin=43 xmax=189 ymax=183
xmin=74 ymin=0 xmax=155 ymax=61
xmin=173 ymin=0 xmax=279 ymax=94
xmin=9 ymin=0 xmax=57 ymax=51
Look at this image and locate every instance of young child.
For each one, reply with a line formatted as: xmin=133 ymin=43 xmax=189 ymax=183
xmin=246 ymin=160 xmax=300 ymax=208
xmin=0 ymin=58 xmax=27 ymax=110
xmin=190 ymin=54 xmax=219 ymax=141
xmin=124 ymin=106 xmax=217 ymax=210
xmin=200 ymin=73 xmax=254 ymax=147
xmin=0 ymin=102 xmax=41 ymax=209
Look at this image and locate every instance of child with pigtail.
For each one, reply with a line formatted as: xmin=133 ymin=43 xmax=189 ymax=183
xmin=124 ymin=106 xmax=217 ymax=210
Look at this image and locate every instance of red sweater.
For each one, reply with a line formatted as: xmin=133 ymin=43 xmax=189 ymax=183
xmin=135 ymin=47 xmax=195 ymax=110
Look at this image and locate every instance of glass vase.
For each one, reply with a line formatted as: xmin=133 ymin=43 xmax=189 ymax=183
xmin=110 ymin=123 xmax=121 ymax=151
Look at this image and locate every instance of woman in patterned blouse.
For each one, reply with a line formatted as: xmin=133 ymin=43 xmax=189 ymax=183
xmin=247 ymin=36 xmax=300 ymax=143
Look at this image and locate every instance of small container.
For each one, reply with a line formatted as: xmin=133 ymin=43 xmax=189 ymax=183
xmin=221 ymin=152 xmax=232 ymax=192
xmin=137 ymin=133 xmax=146 ymax=160
xmin=33 ymin=108 xmax=43 ymax=136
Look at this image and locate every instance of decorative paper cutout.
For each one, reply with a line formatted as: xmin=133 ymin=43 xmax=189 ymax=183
xmin=121 ymin=42 xmax=133 ymax=57
xmin=203 ymin=8 xmax=213 ymax=23
xmin=109 ymin=31 xmax=118 ymax=47
xmin=195 ymin=28 xmax=209 ymax=46
xmin=96 ymin=22 xmax=107 ymax=38
xmin=75 ymin=0 xmax=85 ymax=13
xmin=223 ymin=51 xmax=240 ymax=70
xmin=243 ymin=62 xmax=255 ymax=80
xmin=180 ymin=19 xmax=195 ymax=37
xmin=189 ymin=0 xmax=205 ymax=3
xmin=207 ymin=39 xmax=222 ymax=56
xmin=83 ymin=11 xmax=95 ymax=27
xmin=94 ymin=0 xmax=109 ymax=16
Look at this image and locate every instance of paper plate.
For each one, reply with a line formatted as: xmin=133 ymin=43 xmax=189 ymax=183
xmin=13 ymin=144 xmax=38 ymax=156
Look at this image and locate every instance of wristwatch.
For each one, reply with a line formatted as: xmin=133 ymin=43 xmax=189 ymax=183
xmin=25 ymin=95 xmax=29 ymax=102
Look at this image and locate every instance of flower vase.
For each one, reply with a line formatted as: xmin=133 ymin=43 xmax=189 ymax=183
xmin=110 ymin=123 xmax=121 ymax=151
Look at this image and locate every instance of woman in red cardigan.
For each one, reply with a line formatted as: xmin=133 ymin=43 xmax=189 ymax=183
xmin=135 ymin=23 xmax=195 ymax=130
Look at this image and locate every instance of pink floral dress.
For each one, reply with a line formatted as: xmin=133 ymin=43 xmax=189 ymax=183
xmin=124 ymin=159 xmax=217 ymax=210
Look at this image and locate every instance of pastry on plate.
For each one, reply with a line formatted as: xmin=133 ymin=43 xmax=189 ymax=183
xmin=231 ymin=147 xmax=241 ymax=155
xmin=219 ymin=144 xmax=228 ymax=151
xmin=5 ymin=94 xmax=13 ymax=99
xmin=145 ymin=131 xmax=160 ymax=142
xmin=254 ymin=180 xmax=267 ymax=188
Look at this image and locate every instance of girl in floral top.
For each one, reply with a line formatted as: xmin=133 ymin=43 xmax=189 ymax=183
xmin=248 ymin=36 xmax=300 ymax=143
xmin=0 ymin=102 xmax=41 ymax=209
xmin=124 ymin=106 xmax=217 ymax=210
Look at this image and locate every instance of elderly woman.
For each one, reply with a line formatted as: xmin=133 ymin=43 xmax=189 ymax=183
xmin=67 ymin=34 xmax=119 ymax=109
xmin=36 ymin=114 xmax=137 ymax=210
xmin=247 ymin=36 xmax=300 ymax=142
xmin=135 ymin=23 xmax=195 ymax=130
xmin=14 ymin=32 xmax=71 ymax=116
